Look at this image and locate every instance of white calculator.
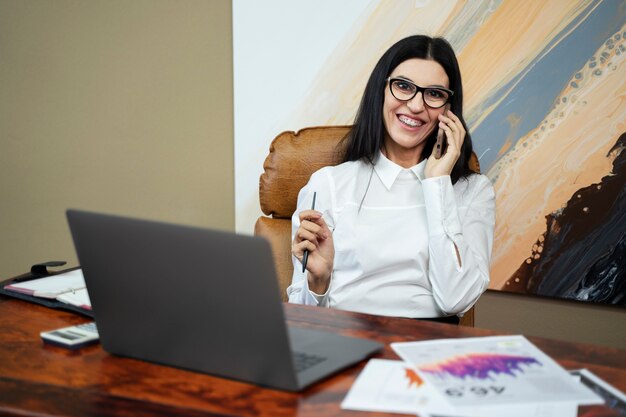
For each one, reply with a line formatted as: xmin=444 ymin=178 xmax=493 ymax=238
xmin=40 ymin=321 xmax=100 ymax=350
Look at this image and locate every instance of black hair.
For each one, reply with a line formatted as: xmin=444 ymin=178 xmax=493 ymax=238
xmin=343 ymin=35 xmax=474 ymax=184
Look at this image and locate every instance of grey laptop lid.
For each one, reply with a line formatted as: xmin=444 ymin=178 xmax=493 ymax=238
xmin=66 ymin=209 xmax=382 ymax=391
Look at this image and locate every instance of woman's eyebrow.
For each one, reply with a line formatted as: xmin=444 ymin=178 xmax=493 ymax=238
xmin=392 ymin=75 xmax=413 ymax=82
xmin=391 ymin=75 xmax=447 ymax=89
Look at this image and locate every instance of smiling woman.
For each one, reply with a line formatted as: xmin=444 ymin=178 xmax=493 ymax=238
xmin=287 ymin=35 xmax=495 ymax=324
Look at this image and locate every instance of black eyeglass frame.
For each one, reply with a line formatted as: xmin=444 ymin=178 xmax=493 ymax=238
xmin=386 ymin=77 xmax=454 ymax=109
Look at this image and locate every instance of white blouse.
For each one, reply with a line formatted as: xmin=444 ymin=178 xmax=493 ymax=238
xmin=287 ymin=151 xmax=495 ymax=318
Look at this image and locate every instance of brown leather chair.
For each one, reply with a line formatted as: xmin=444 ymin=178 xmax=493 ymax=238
xmin=255 ymin=126 xmax=479 ymax=327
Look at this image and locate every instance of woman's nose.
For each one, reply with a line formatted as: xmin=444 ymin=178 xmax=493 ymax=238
xmin=406 ymin=92 xmax=426 ymax=112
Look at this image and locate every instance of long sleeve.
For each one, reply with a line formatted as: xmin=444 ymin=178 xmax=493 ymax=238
xmin=286 ymin=169 xmax=334 ymax=306
xmin=422 ymin=174 xmax=495 ymax=315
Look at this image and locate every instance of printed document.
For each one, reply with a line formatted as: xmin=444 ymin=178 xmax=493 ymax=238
xmin=391 ymin=335 xmax=602 ymax=410
xmin=341 ymin=359 xmax=580 ymax=417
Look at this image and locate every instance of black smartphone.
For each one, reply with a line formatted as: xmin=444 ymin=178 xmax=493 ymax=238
xmin=434 ymin=106 xmax=450 ymax=159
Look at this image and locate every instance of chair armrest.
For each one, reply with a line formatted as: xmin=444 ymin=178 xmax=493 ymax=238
xmin=254 ymin=216 xmax=294 ymax=302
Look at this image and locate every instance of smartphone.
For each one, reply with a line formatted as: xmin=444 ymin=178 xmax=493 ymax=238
xmin=40 ymin=321 xmax=99 ymax=350
xmin=434 ymin=106 xmax=450 ymax=159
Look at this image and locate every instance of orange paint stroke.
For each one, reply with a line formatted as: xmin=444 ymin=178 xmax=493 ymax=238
xmin=404 ymin=367 xmax=423 ymax=389
xmin=497 ymin=138 xmax=513 ymax=157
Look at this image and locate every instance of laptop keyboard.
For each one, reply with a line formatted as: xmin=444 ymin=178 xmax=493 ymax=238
xmin=292 ymin=351 xmax=327 ymax=373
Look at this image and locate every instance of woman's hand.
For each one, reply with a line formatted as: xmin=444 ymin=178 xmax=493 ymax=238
xmin=291 ymin=209 xmax=334 ymax=294
xmin=424 ymin=110 xmax=466 ymax=178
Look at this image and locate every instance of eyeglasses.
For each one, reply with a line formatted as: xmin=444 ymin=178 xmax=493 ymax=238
xmin=386 ymin=77 xmax=453 ymax=109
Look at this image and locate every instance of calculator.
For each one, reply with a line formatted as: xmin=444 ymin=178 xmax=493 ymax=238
xmin=40 ymin=322 xmax=100 ymax=350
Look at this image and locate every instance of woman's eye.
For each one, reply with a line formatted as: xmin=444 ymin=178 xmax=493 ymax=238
xmin=426 ymin=89 xmax=446 ymax=99
xmin=394 ymin=81 xmax=414 ymax=92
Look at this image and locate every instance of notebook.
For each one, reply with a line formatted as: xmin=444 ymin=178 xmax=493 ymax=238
xmin=66 ymin=209 xmax=382 ymax=391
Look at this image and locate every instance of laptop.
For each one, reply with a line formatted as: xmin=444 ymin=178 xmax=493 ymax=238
xmin=66 ymin=209 xmax=382 ymax=391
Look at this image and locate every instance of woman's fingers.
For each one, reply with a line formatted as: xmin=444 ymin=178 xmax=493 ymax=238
xmin=291 ymin=239 xmax=316 ymax=260
xmin=292 ymin=208 xmax=335 ymax=283
xmin=298 ymin=209 xmax=321 ymax=222
xmin=425 ymin=110 xmax=467 ymax=178
xmin=298 ymin=210 xmax=330 ymax=239
xmin=439 ymin=110 xmax=465 ymax=148
xmin=296 ymin=227 xmax=318 ymax=246
xmin=292 ymin=209 xmax=331 ymax=261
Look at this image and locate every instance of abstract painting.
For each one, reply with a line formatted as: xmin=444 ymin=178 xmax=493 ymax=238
xmin=234 ymin=0 xmax=626 ymax=305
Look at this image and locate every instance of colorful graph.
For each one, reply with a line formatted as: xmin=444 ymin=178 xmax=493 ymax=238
xmin=419 ymin=353 xmax=542 ymax=381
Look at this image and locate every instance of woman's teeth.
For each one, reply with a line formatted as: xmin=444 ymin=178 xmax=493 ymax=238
xmin=399 ymin=115 xmax=422 ymax=127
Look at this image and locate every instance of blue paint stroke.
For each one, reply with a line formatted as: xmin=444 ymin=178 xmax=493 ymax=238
xmin=470 ymin=0 xmax=625 ymax=172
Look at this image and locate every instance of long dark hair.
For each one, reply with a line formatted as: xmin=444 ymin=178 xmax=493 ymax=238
xmin=343 ymin=35 xmax=474 ymax=184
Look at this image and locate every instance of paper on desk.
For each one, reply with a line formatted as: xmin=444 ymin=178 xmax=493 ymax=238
xmin=56 ymin=288 xmax=92 ymax=310
xmin=391 ymin=335 xmax=603 ymax=411
xmin=341 ymin=359 xmax=579 ymax=417
xmin=4 ymin=269 xmax=85 ymax=298
xmin=341 ymin=359 xmax=453 ymax=416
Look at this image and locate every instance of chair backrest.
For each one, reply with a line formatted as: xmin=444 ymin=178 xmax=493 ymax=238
xmin=255 ymin=126 xmax=478 ymax=326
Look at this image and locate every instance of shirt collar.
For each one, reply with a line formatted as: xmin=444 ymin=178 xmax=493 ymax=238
xmin=373 ymin=151 xmax=426 ymax=190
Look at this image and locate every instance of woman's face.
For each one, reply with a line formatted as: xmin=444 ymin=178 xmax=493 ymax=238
xmin=382 ymin=58 xmax=450 ymax=167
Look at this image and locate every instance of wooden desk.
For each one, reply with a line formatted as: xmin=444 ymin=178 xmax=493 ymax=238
xmin=0 ymin=296 xmax=624 ymax=417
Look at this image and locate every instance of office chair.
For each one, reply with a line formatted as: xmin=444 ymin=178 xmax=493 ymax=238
xmin=255 ymin=126 xmax=480 ymax=327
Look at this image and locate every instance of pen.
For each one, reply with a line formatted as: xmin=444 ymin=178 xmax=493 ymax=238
xmin=302 ymin=192 xmax=317 ymax=273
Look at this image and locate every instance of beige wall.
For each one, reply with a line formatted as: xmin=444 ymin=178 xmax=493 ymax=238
xmin=1 ymin=0 xmax=624 ymax=350
xmin=0 ymin=0 xmax=234 ymax=280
